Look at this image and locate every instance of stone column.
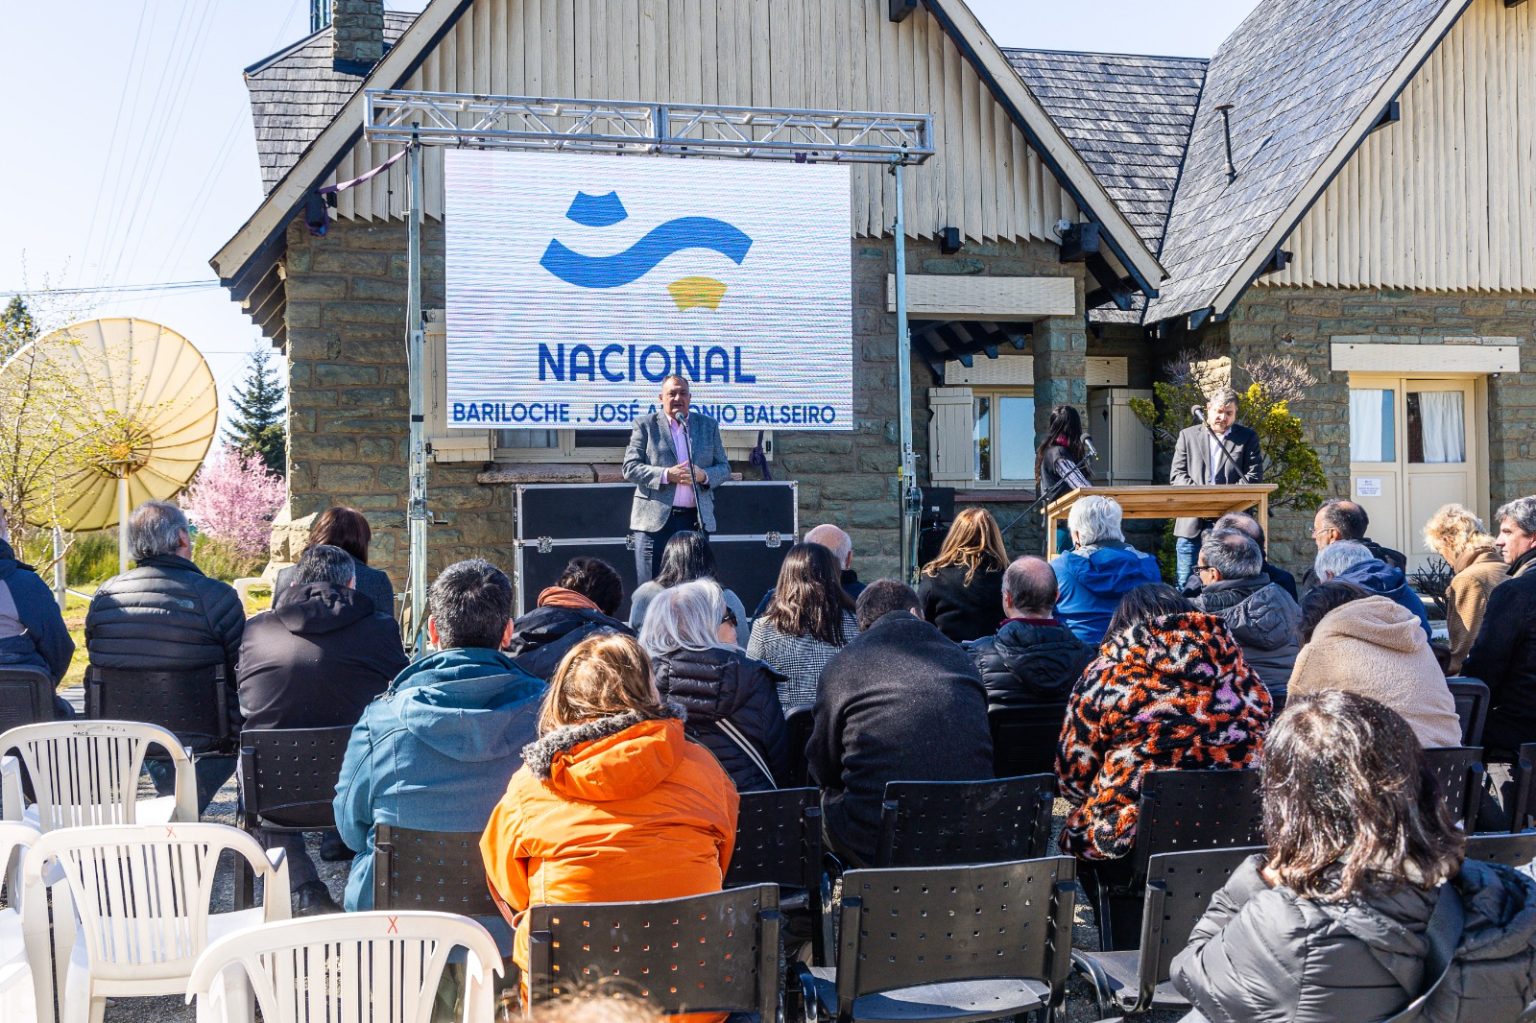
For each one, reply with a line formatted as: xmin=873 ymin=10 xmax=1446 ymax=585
xmin=1031 ymin=315 xmax=1087 ymax=446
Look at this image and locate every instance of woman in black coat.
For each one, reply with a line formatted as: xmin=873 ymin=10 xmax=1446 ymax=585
xmin=639 ymin=579 xmax=789 ymax=791
xmin=917 ymin=507 xmax=1009 ymax=643
xmin=273 ymin=507 xmax=396 ymax=618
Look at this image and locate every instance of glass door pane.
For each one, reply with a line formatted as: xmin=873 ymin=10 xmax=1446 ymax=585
xmin=998 ymin=396 xmax=1037 ymax=481
xmin=1349 ymin=388 xmax=1396 ymax=462
xmin=1406 ymin=391 xmax=1466 ymax=463
xmin=973 ymin=396 xmax=992 ymax=481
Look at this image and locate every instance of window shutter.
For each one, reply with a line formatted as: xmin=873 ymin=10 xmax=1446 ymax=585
xmin=424 ymin=309 xmax=492 ymax=463
xmin=927 ymin=387 xmax=973 ymax=484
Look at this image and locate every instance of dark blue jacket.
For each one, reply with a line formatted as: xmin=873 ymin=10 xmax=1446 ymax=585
xmin=1051 ymin=543 xmax=1163 ymax=646
xmin=0 ymin=539 xmax=73 ymax=682
xmin=333 ymin=646 xmax=544 ymax=914
xmin=1337 ymin=559 xmax=1432 ymax=640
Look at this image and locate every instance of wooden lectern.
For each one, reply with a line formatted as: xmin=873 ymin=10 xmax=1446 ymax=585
xmin=1044 ymin=485 xmax=1278 ymax=559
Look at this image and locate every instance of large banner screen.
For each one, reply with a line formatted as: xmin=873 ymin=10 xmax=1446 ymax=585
xmin=444 ymin=150 xmax=852 ymax=431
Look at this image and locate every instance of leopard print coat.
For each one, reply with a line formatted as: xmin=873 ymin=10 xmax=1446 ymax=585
xmin=1055 ymin=611 xmax=1273 ymax=861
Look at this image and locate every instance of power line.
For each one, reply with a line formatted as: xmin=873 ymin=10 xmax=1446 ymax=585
xmin=0 ymin=279 xmax=218 ymax=298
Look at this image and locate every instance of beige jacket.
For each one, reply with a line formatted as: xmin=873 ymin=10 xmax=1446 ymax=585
xmin=1290 ymin=595 xmax=1461 ymax=748
xmin=1446 ymin=545 xmax=1508 ymax=675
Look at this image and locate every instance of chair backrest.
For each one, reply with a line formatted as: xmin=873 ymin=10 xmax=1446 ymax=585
xmin=186 ymin=911 xmax=502 ymax=1023
xmin=1465 ymin=831 xmax=1536 ymax=868
xmin=876 ymin=774 xmax=1055 ymax=867
xmin=834 ymin=857 xmax=1075 ymax=1013
xmin=1131 ymin=769 xmax=1265 ymax=878
xmin=0 ymin=821 xmax=38 ymax=909
xmin=1422 ymin=746 xmax=1485 ymax=826
xmin=373 ymin=825 xmax=500 ymax=919
xmin=239 ymin=726 xmax=354 ymax=830
xmin=1136 ymin=846 xmax=1265 ymax=1004
xmin=1446 ymin=678 xmax=1490 ymax=747
xmin=988 ymin=704 xmax=1067 ymax=779
xmin=783 ymin=704 xmax=815 ymax=787
xmin=0 ymin=719 xmax=197 ymax=829
xmin=24 ymin=822 xmax=288 ymax=984
xmin=0 ymin=667 xmax=57 ymax=736
xmin=725 ymin=787 xmax=822 ymax=891
xmin=86 ymin=664 xmax=230 ymax=752
xmin=527 ymin=885 xmax=781 ymax=1020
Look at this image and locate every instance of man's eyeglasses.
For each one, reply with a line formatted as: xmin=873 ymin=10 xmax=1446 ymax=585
xmin=721 ymin=608 xmax=739 ymax=627
xmin=1196 ymin=563 xmax=1216 ymax=576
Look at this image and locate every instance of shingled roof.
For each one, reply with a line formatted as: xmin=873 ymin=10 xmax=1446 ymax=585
xmin=244 ymin=11 xmax=419 ymax=194
xmin=1003 ymin=49 xmax=1206 ymax=254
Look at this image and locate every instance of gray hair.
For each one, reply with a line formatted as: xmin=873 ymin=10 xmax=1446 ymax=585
xmin=294 ymin=544 xmax=356 ymax=587
xmin=1207 ymin=386 xmax=1240 ymax=410
xmin=1314 ymin=540 xmax=1375 ymax=583
xmin=130 ymin=501 xmax=189 ymax=561
xmin=1496 ymin=496 xmax=1536 ymax=538
xmin=804 ymin=523 xmax=853 ymax=567
xmin=1201 ymin=529 xmax=1264 ymax=580
xmin=639 ymin=579 xmax=733 ymax=654
xmin=1068 ymin=495 xmax=1125 ymax=546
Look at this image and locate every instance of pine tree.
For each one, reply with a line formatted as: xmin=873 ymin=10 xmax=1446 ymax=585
xmin=0 ymin=296 xmax=38 ymax=363
xmin=224 ymin=349 xmax=287 ymax=476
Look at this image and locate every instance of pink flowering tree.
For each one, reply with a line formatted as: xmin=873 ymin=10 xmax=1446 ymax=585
xmin=181 ymin=445 xmax=285 ymax=557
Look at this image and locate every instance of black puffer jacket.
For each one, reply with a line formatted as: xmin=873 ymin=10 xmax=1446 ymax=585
xmin=1194 ymin=574 xmax=1301 ymax=698
xmin=506 ymin=605 xmax=634 ymax=681
xmin=85 ymin=554 xmax=245 ymax=676
xmin=963 ymin=618 xmax=1091 ymax=709
xmin=651 ymin=646 xmax=789 ymax=792
xmin=1173 ymin=856 xmax=1536 ymax=1023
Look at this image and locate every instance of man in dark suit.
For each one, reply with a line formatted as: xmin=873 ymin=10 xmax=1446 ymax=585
xmin=622 ymin=375 xmax=732 ymax=580
xmin=1169 ymin=387 xmax=1264 ymax=588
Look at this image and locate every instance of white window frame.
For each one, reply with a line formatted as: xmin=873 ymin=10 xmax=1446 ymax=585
xmin=929 ymin=383 xmax=1037 ymax=489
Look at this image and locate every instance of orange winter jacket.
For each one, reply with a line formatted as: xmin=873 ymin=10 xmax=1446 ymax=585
xmin=480 ymin=706 xmax=739 ymax=1017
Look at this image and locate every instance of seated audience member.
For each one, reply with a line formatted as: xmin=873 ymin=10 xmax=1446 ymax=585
xmin=748 ymin=542 xmax=858 ymax=708
xmin=335 ymin=559 xmax=543 ymax=914
xmin=1207 ymin=511 xmax=1297 ymax=600
xmin=1313 ymin=539 xmax=1432 ymax=639
xmin=85 ymin=500 xmax=244 ymax=813
xmin=0 ymin=507 xmax=75 ymax=717
xmin=1193 ymin=529 xmax=1301 ymax=705
xmin=628 ymin=531 xmax=750 ymax=648
xmin=917 ymin=507 xmax=1010 ymax=643
xmin=1057 ymin=583 xmax=1271 ymax=950
xmin=274 ymin=506 xmax=396 ymax=619
xmin=1307 ymin=497 xmax=1408 ymax=579
xmin=964 ymin=555 xmax=1091 ymax=709
xmin=1288 ymin=582 xmax=1460 ymax=749
xmin=751 ymin=523 xmax=865 ymax=617
xmin=1173 ymin=691 xmax=1536 ymax=1023
xmin=480 ymin=633 xmax=737 ymax=1010
xmin=1463 ymin=565 xmax=1536 ymax=824
xmin=1051 ymin=495 xmax=1161 ymax=646
xmin=640 ymin=580 xmax=789 ymax=792
xmin=237 ymin=544 xmax=407 ymax=915
xmin=506 ymin=556 xmax=632 ymax=680
xmin=807 ymin=580 xmax=993 ymax=866
xmin=1424 ymin=503 xmax=1508 ymax=674
xmin=1492 ymin=495 xmax=1536 ymax=579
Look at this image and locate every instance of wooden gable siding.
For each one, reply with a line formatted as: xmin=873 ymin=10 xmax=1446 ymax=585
xmin=324 ymin=0 xmax=1078 ymax=242
xmin=1265 ymin=0 xmax=1536 ymax=292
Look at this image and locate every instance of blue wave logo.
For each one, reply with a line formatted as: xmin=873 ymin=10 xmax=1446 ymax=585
xmin=540 ymin=192 xmax=753 ymax=300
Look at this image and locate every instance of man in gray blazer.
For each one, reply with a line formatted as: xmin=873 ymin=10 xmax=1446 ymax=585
xmin=1169 ymin=387 xmax=1264 ymax=588
xmin=622 ymin=375 xmax=732 ymax=580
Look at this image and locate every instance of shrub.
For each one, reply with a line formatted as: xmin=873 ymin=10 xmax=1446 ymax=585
xmin=180 ymin=446 xmax=284 ymax=559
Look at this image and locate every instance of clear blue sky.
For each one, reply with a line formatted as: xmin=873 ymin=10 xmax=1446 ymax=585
xmin=0 ymin=0 xmax=1257 ymax=429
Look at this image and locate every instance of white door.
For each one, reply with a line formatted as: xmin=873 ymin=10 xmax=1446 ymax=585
xmin=1348 ymin=375 xmax=1478 ymax=571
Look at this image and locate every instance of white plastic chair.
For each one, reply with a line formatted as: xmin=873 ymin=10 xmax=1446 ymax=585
xmin=22 ymin=822 xmax=290 ymax=1023
xmin=0 ymin=720 xmax=198 ymax=830
xmin=185 ymin=911 xmax=503 ymax=1023
xmin=0 ymin=822 xmax=41 ymax=1023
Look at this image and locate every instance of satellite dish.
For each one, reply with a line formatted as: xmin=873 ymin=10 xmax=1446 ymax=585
xmin=0 ymin=318 xmax=218 ymax=572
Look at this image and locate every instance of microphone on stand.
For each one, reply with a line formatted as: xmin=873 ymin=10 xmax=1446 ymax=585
xmin=672 ymin=410 xmax=704 ymax=532
xmin=1190 ymin=405 xmax=1205 ymax=424
xmin=1082 ymin=434 xmax=1099 ymax=461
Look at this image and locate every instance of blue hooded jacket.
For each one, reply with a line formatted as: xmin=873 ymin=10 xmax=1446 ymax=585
xmin=1051 ymin=543 xmax=1163 ymax=646
xmin=1337 ymin=558 xmax=1433 ymax=640
xmin=333 ymin=646 xmax=544 ymax=918
xmin=0 ymin=539 xmax=74 ymax=681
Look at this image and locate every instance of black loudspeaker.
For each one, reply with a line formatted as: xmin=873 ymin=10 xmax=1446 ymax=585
xmin=920 ymin=487 xmax=955 ymax=530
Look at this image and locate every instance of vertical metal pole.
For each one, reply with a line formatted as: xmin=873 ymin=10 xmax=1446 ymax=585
xmin=52 ymin=525 xmax=66 ymax=611
xmin=406 ymin=132 xmax=429 ymax=654
xmin=117 ymin=476 xmax=130 ymax=574
xmin=892 ymin=159 xmax=919 ymax=584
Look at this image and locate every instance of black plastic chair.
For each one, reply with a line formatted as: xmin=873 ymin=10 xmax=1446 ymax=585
xmin=1423 ymin=746 xmax=1485 ymax=827
xmin=1095 ymin=768 xmax=1265 ymax=951
xmin=1465 ymin=831 xmax=1536 ymax=868
xmin=1511 ymin=743 xmax=1536 ymax=833
xmin=988 ymin=703 xmax=1068 ymax=779
xmin=875 ymin=774 xmax=1056 ymax=866
xmin=233 ymin=725 xmax=353 ymax=908
xmin=1074 ymin=845 xmax=1263 ymax=1017
xmin=374 ymin=824 xmax=502 ymax=914
xmin=0 ymin=666 xmax=59 ymax=735
xmin=726 ymin=787 xmax=828 ymax=964
xmin=85 ymin=664 xmax=232 ymax=754
xmin=1446 ymin=677 xmax=1490 ymax=746
xmin=784 ymin=704 xmax=815 ymax=787
xmin=792 ymin=856 xmax=1076 ymax=1023
xmin=527 ymin=884 xmax=781 ymax=1021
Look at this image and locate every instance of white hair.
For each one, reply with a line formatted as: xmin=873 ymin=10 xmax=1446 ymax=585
xmin=638 ymin=579 xmax=734 ymax=655
xmin=804 ymin=523 xmax=853 ymax=566
xmin=1068 ymin=495 xmax=1125 ymax=546
xmin=1314 ymin=540 xmax=1375 ymax=582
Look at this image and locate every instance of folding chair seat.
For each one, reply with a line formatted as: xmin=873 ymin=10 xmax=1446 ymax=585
xmin=1465 ymin=831 xmax=1536 ymax=868
xmin=726 ymin=787 xmax=829 ymax=963
xmin=0 ymin=720 xmax=196 ymax=830
xmin=875 ymin=774 xmax=1056 ymax=867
